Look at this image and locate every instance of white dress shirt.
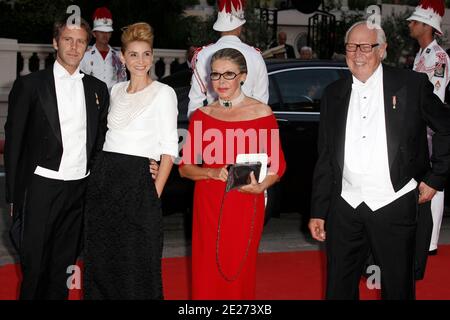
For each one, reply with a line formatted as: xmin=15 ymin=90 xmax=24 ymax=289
xmin=188 ymin=35 xmax=269 ymax=118
xmin=341 ymin=64 xmax=417 ymax=211
xmin=34 ymin=61 xmax=88 ymax=181
xmin=103 ymin=81 xmax=179 ymax=160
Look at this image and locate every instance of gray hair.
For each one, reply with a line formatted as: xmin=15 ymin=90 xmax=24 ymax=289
xmin=300 ymin=46 xmax=312 ymax=53
xmin=210 ymin=48 xmax=247 ymax=74
xmin=344 ymin=21 xmax=387 ymax=60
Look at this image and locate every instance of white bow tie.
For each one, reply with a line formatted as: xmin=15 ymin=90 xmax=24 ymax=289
xmin=60 ymin=72 xmax=84 ymax=81
xmin=352 ymin=81 xmax=368 ymax=94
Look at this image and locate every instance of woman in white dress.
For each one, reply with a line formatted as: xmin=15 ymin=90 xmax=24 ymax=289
xmin=83 ymin=22 xmax=178 ymax=300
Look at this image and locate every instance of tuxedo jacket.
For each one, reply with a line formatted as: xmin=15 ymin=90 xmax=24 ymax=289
xmin=4 ymin=68 xmax=109 ymax=208
xmin=311 ymin=64 xmax=450 ymax=220
xmin=284 ymin=44 xmax=296 ymax=59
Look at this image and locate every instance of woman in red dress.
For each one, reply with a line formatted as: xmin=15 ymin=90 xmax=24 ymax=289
xmin=179 ymin=48 xmax=286 ymax=299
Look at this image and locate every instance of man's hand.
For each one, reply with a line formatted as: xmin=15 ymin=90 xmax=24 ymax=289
xmin=149 ymin=159 xmax=159 ymax=180
xmin=309 ymin=218 xmax=326 ymax=242
xmin=418 ymin=181 xmax=437 ymax=204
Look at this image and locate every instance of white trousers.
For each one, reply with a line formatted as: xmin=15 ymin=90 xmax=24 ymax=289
xmin=427 ymin=130 xmax=445 ymax=251
xmin=429 ymin=190 xmax=444 ymax=251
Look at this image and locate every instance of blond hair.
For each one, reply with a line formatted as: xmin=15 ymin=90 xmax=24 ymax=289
xmin=121 ymin=22 xmax=154 ymax=53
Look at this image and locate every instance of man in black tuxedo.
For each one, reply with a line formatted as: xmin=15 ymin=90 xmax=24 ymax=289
xmin=4 ymin=17 xmax=109 ymax=299
xmin=309 ymin=21 xmax=450 ymax=299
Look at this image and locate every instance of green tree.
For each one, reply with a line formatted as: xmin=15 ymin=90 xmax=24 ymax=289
xmin=242 ymin=0 xmax=273 ymax=49
xmin=317 ymin=1 xmax=422 ymax=66
xmin=0 ymin=0 xmax=73 ymax=43
xmin=74 ymin=0 xmax=199 ymax=48
xmin=186 ymin=14 xmax=219 ymax=47
xmin=382 ymin=8 xmax=417 ymax=66
xmin=0 ymin=0 xmax=200 ymax=49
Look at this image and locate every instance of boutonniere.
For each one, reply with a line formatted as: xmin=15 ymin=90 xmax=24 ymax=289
xmin=392 ymin=95 xmax=397 ymax=109
xmin=95 ymin=92 xmax=100 ymax=109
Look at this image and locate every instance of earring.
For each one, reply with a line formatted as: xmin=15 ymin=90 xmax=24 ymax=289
xmin=240 ymin=81 xmax=244 ymax=86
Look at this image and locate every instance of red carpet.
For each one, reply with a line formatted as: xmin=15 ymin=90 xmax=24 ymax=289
xmin=1 ymin=245 xmax=450 ymax=300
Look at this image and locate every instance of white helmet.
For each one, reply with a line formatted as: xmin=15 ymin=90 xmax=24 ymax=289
xmin=407 ymin=0 xmax=445 ymax=35
xmin=92 ymin=7 xmax=113 ymax=33
xmin=213 ymin=0 xmax=246 ymax=32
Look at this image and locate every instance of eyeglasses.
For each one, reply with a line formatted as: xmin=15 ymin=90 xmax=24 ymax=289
xmin=210 ymin=71 xmax=243 ymax=81
xmin=345 ymin=43 xmax=379 ymax=53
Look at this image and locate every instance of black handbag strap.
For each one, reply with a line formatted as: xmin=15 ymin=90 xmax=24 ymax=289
xmin=216 ymin=190 xmax=258 ymax=282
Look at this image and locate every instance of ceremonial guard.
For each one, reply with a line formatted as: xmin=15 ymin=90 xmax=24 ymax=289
xmin=408 ymin=0 xmax=450 ymax=256
xmin=80 ymin=7 xmax=126 ymax=91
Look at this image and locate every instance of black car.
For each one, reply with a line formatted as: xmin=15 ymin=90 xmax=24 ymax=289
xmin=160 ymin=59 xmax=350 ymax=226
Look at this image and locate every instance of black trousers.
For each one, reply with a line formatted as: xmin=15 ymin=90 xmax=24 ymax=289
xmin=326 ymin=191 xmax=417 ymax=300
xmin=19 ymin=174 xmax=86 ymax=300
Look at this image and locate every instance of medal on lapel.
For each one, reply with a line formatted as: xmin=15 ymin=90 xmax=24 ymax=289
xmin=95 ymin=92 xmax=100 ymax=109
xmin=392 ymin=95 xmax=397 ymax=109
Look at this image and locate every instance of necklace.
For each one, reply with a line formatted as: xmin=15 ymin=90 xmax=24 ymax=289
xmin=218 ymin=91 xmax=245 ymax=108
xmin=108 ymin=81 xmax=159 ymax=129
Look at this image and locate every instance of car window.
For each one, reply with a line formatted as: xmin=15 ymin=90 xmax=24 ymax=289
xmin=268 ymin=76 xmax=281 ymax=109
xmin=270 ymin=68 xmax=341 ymax=112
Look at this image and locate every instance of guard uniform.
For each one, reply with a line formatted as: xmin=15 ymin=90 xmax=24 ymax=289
xmin=80 ymin=44 xmax=126 ymax=92
xmin=80 ymin=7 xmax=126 ymax=92
xmin=413 ymin=39 xmax=450 ymax=101
xmin=413 ymin=39 xmax=450 ymax=253
xmin=407 ymin=0 xmax=450 ymax=254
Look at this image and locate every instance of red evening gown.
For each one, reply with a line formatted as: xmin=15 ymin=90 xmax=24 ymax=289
xmin=180 ymin=109 xmax=286 ymax=299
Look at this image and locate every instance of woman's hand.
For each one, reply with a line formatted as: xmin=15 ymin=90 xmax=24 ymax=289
xmin=207 ymin=165 xmax=228 ymax=182
xmin=239 ymin=172 xmax=265 ymax=194
xmin=149 ymin=159 xmax=159 ymax=180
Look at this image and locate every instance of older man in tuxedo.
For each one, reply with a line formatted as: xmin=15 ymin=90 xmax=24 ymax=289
xmin=309 ymin=21 xmax=450 ymax=300
xmin=4 ymin=17 xmax=109 ymax=299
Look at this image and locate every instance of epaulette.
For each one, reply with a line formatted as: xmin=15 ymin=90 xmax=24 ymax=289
xmin=432 ymin=44 xmax=442 ymax=52
xmin=111 ymin=46 xmax=119 ymax=54
xmin=191 ymin=43 xmax=213 ymax=70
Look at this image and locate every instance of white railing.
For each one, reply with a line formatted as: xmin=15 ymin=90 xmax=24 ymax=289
xmin=17 ymin=43 xmax=186 ymax=78
xmin=19 ymin=44 xmax=55 ymax=76
xmin=152 ymin=48 xmax=186 ymax=79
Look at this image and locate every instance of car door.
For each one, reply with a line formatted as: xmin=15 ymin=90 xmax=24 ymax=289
xmin=268 ymin=66 xmax=348 ymax=220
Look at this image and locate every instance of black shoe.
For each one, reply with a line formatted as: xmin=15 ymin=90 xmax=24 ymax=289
xmin=428 ymin=249 xmax=438 ymax=256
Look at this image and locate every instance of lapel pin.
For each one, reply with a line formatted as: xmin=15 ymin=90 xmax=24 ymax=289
xmin=392 ymin=95 xmax=397 ymax=109
xmin=95 ymin=92 xmax=100 ymax=108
